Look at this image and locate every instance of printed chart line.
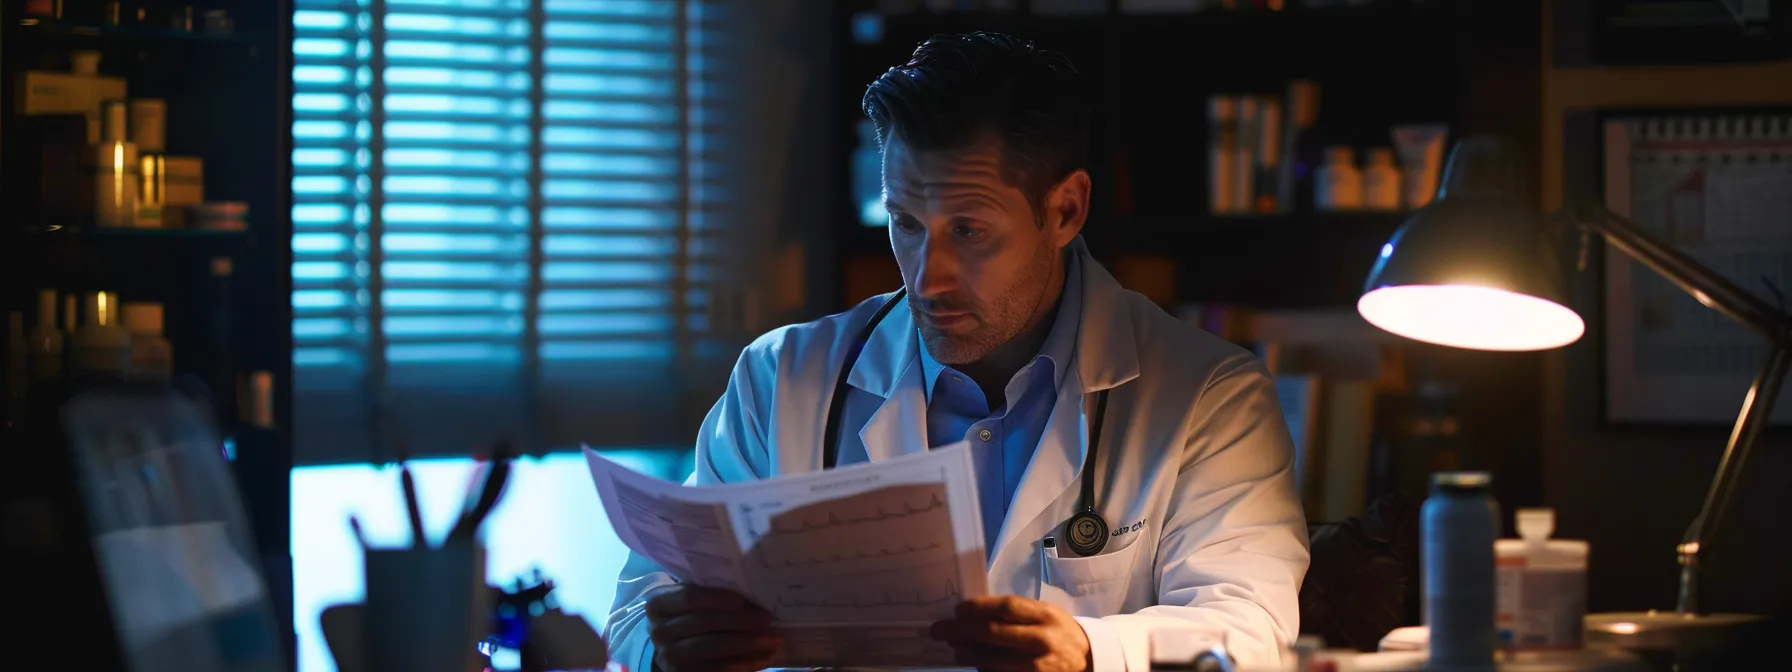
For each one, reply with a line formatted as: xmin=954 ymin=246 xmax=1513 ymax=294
xmin=775 ymin=580 xmax=962 ymax=610
xmin=763 ymin=493 xmax=947 ymax=537
xmin=758 ymin=540 xmax=945 ymax=569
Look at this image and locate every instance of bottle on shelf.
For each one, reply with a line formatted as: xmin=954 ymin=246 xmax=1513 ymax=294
xmin=70 ymin=291 xmax=132 ymax=382
xmin=28 ymin=289 xmax=66 ymax=386
xmin=242 ymin=371 xmax=275 ymax=429
xmin=1207 ymin=96 xmax=1238 ymax=215
xmin=94 ymin=100 xmax=140 ymax=228
xmin=124 ymin=302 xmax=174 ymax=381
xmin=1315 ymin=146 xmax=1363 ymax=211
xmin=130 ymin=96 xmax=169 ymax=157
xmin=1253 ymin=96 xmax=1283 ymax=214
xmin=1278 ymin=80 xmax=1321 ymax=214
xmin=1362 ymin=147 xmax=1403 ymax=211
xmin=132 ymin=98 xmax=169 ymax=228
xmin=1231 ymin=95 xmax=1260 ymax=214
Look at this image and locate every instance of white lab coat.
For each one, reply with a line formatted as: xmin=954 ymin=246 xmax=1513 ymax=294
xmin=604 ymin=240 xmax=1310 ymax=671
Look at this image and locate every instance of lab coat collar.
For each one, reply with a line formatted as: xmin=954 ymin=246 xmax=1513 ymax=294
xmin=845 ymin=236 xmax=1139 ymax=399
xmin=1063 ymin=236 xmax=1141 ymax=394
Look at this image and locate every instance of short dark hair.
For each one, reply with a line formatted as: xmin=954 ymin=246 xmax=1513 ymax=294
xmin=862 ymin=32 xmax=1090 ymax=218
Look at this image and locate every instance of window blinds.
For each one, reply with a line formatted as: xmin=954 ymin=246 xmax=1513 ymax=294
xmin=292 ymin=0 xmax=729 ymax=464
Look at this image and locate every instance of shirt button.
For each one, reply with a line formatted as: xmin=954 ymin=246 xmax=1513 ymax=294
xmin=978 ymin=428 xmax=993 ymax=442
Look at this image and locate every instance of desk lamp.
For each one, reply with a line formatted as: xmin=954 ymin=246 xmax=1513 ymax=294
xmin=1356 ymin=137 xmax=1786 ymax=660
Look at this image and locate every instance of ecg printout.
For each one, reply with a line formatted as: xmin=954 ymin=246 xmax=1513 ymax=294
xmin=584 ymin=442 xmax=988 ymax=668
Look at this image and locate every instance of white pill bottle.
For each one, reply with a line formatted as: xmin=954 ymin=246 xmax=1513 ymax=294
xmin=1494 ymin=508 xmax=1590 ymax=652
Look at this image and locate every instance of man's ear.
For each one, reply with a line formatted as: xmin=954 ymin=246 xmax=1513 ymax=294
xmin=1047 ymin=170 xmax=1091 ymax=247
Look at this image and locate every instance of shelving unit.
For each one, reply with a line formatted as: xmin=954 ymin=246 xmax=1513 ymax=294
xmin=829 ymin=0 xmax=1541 ymax=311
xmin=0 ymin=0 xmax=293 ymax=664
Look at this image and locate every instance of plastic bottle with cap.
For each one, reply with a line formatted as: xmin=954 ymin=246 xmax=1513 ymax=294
xmin=94 ymin=99 xmax=140 ymax=227
xmin=123 ymin=302 xmax=173 ymax=381
xmin=70 ymin=291 xmax=131 ymax=381
xmin=1494 ymin=507 xmax=1589 ymax=652
xmin=1315 ymin=146 xmax=1363 ymax=211
xmin=1422 ymin=471 xmax=1498 ymax=672
xmin=1361 ymin=147 xmax=1402 ymax=211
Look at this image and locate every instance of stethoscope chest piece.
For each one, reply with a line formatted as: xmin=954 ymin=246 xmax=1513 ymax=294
xmin=1064 ymin=509 xmax=1108 ymax=557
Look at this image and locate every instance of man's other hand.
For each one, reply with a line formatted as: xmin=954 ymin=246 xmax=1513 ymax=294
xmin=930 ymin=595 xmax=1092 ymax=672
xmin=646 ymin=585 xmax=782 ymax=672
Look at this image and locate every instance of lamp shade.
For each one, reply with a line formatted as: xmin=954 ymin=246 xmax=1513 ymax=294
xmin=1357 ymin=137 xmax=1586 ymax=351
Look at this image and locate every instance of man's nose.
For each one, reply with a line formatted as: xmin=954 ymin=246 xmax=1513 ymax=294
xmin=912 ymin=236 xmax=958 ymax=300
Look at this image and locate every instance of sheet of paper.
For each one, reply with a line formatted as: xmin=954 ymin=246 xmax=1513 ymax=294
xmin=585 ymin=442 xmax=987 ymax=668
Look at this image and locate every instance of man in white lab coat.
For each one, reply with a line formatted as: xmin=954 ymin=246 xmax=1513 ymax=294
xmin=605 ymin=32 xmax=1308 ymax=672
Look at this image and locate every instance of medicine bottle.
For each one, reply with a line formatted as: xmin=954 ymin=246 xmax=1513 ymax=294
xmin=1315 ymin=146 xmax=1362 ymax=211
xmin=1495 ymin=508 xmax=1589 ymax=651
xmin=1423 ymin=471 xmax=1498 ymax=672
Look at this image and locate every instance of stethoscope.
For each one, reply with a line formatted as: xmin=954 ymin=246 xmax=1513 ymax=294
xmin=818 ymin=287 xmax=1114 ymax=558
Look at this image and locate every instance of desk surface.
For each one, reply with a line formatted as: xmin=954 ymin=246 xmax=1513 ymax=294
xmin=1345 ymin=649 xmax=1650 ymax=672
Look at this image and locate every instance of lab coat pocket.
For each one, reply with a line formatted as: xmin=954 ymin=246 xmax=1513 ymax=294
xmin=1039 ymin=535 xmax=1144 ymax=618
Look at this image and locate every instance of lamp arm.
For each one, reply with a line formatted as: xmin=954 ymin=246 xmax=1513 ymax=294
xmin=1676 ymin=345 xmax=1791 ymax=615
xmin=1571 ymin=202 xmax=1792 ymax=616
xmin=1574 ymin=203 xmax=1786 ymax=336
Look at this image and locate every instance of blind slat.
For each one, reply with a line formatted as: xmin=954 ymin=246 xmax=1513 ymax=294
xmin=293 ymin=0 xmax=724 ymax=460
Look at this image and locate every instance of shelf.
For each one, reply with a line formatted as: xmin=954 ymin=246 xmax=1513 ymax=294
xmin=12 ymin=225 xmax=252 ymax=253
xmin=11 ymin=18 xmax=256 ymax=46
xmin=856 ymin=1 xmax=1454 ymax=39
xmin=4 ymin=226 xmax=255 ymax=292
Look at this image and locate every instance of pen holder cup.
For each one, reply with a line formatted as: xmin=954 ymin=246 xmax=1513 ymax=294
xmin=362 ymin=541 xmax=489 ymax=672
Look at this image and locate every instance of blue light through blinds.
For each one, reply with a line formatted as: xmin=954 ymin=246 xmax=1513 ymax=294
xmin=293 ymin=0 xmax=726 ymax=464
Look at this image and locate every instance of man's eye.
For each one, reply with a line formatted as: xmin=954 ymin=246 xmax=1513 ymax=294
xmin=891 ymin=214 xmax=922 ymax=231
xmin=953 ymin=224 xmax=984 ymax=241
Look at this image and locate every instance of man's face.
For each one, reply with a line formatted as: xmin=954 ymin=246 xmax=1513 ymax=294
xmin=882 ymin=134 xmax=1087 ymax=365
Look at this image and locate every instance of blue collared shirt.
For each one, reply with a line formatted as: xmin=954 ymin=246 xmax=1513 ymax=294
xmin=918 ymin=253 xmax=1082 ymax=552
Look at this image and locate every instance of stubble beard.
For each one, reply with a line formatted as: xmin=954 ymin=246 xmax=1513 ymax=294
xmin=915 ymin=238 xmax=1059 ymax=366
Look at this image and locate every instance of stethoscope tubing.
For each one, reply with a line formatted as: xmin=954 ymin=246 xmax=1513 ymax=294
xmin=819 ymin=288 xmax=1111 ymax=557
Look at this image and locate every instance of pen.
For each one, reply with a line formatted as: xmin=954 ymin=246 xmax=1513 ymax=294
xmin=448 ymin=440 xmax=514 ymax=543
xmin=379 ymin=400 xmax=427 ymax=549
xmin=1040 ymin=536 xmax=1055 ymax=598
xmin=400 ymin=464 xmax=426 ymax=548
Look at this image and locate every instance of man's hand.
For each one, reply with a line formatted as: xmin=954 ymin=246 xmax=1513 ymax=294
xmin=645 ymin=585 xmax=782 ymax=672
xmin=930 ymin=595 xmax=1092 ymax=672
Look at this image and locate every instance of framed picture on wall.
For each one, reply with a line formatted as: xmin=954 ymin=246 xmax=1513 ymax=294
xmin=1553 ymin=1 xmax=1789 ymax=66
xmin=1600 ymin=111 xmax=1792 ymax=424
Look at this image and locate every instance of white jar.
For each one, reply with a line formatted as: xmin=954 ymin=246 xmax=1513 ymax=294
xmin=1494 ymin=508 xmax=1589 ymax=652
